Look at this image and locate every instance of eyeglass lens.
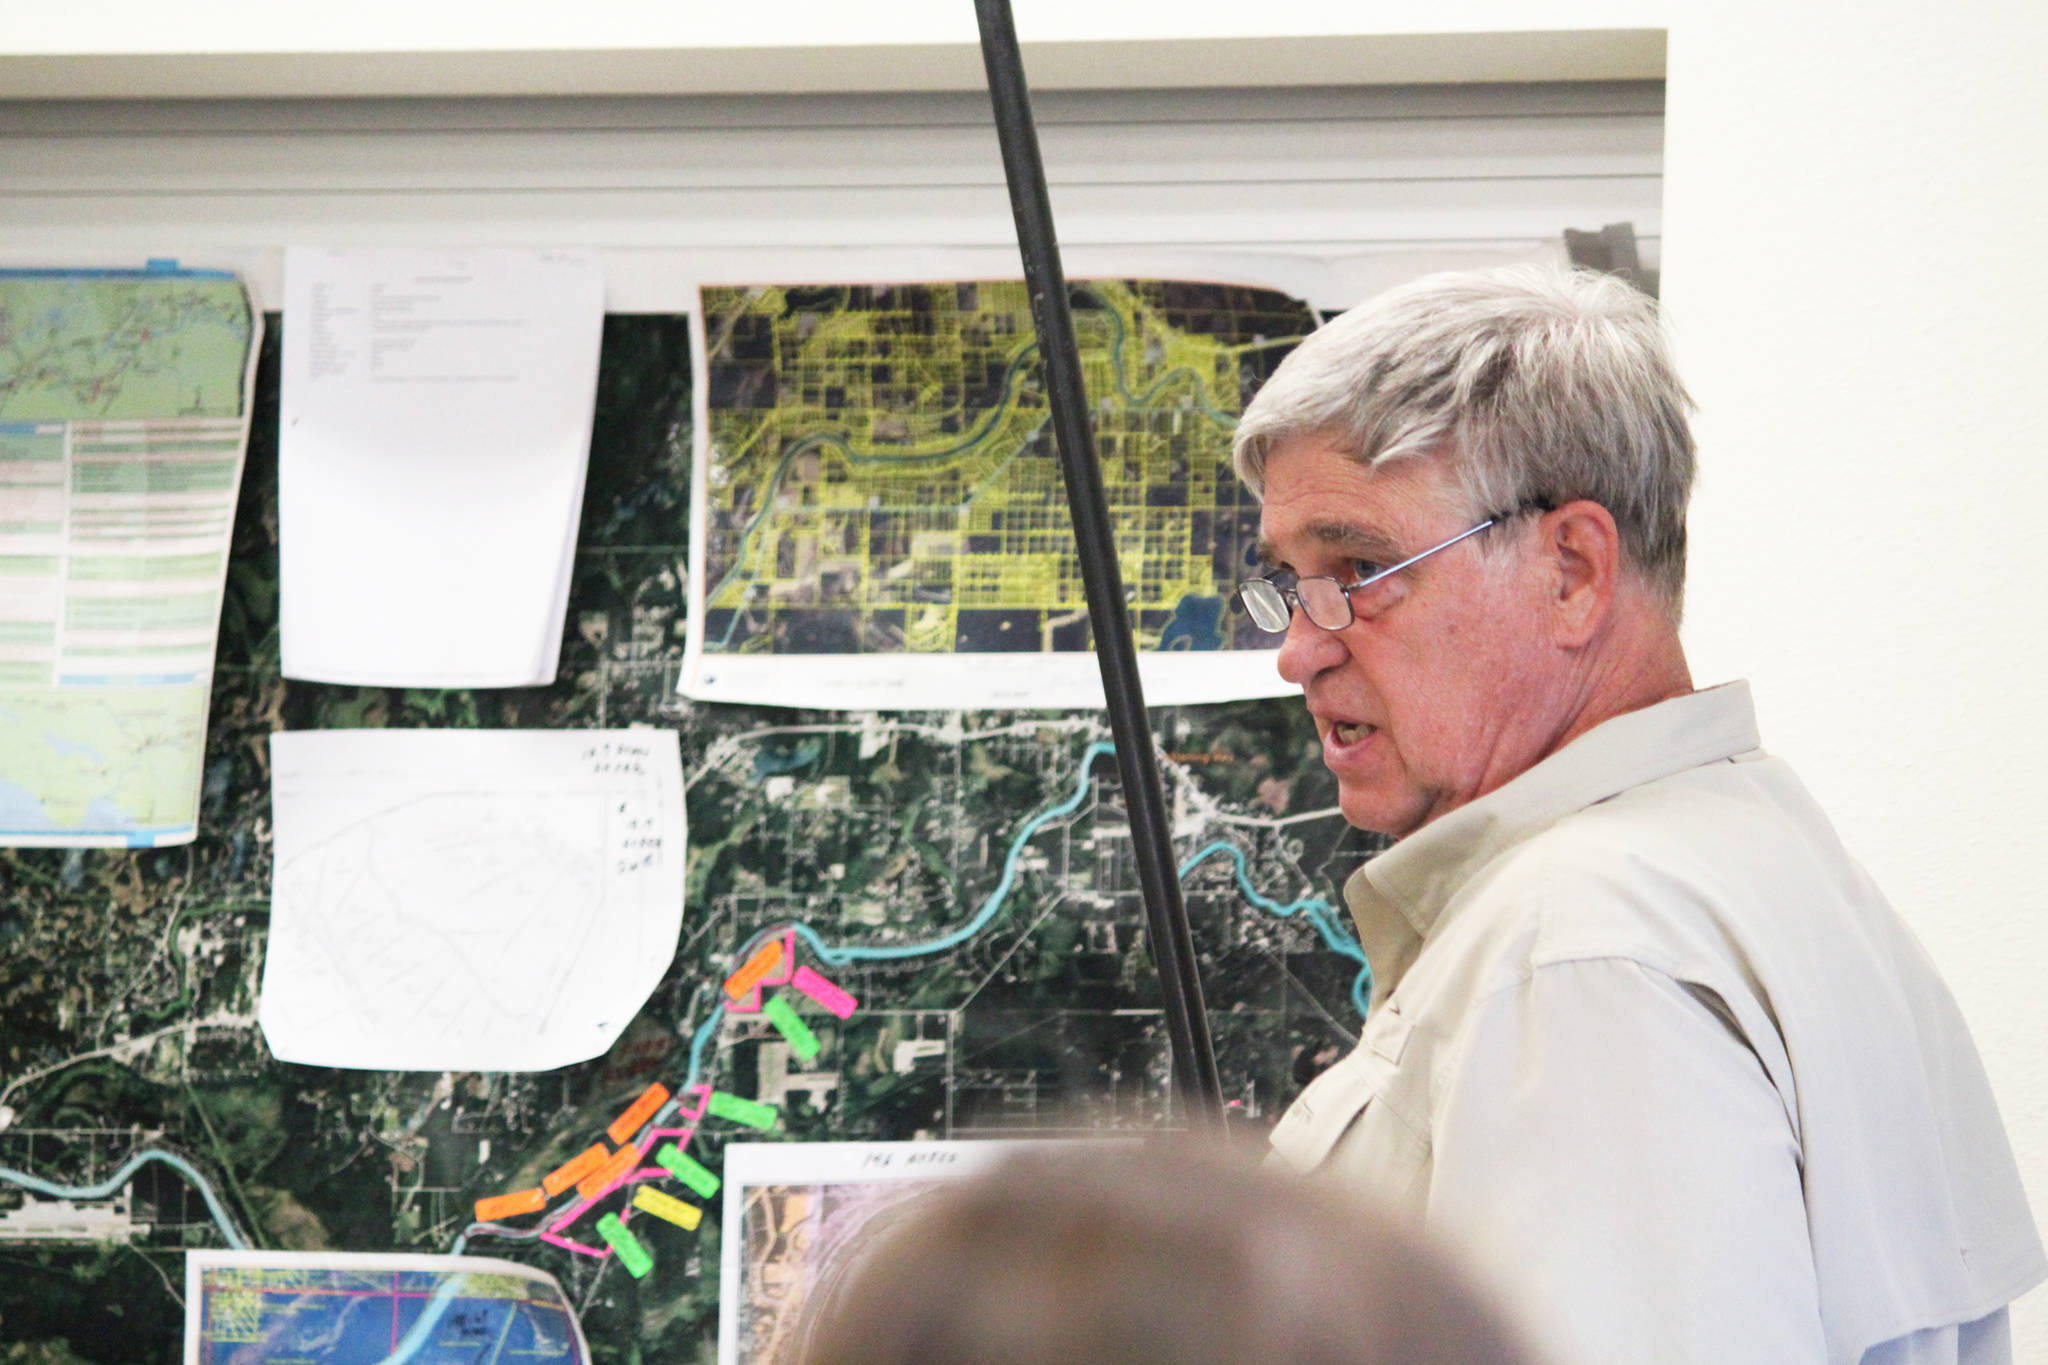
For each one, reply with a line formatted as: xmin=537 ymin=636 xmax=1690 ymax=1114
xmin=1294 ymin=579 xmax=1355 ymax=629
xmin=1238 ymin=579 xmax=1292 ymax=632
xmin=1238 ymin=576 xmax=1362 ymax=633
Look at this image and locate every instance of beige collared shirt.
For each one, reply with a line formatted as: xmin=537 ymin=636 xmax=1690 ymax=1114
xmin=1268 ymin=682 xmax=2043 ymax=1365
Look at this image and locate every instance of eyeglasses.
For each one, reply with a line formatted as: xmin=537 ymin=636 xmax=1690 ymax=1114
xmin=1237 ymin=507 xmax=1542 ymax=634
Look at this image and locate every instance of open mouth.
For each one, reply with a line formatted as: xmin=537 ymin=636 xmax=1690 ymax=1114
xmin=1331 ymin=721 xmax=1377 ymax=746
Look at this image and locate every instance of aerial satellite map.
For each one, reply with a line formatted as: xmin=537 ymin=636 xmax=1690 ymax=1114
xmin=699 ymin=278 xmax=1307 ymax=661
xmin=0 ymin=310 xmax=1383 ymax=1364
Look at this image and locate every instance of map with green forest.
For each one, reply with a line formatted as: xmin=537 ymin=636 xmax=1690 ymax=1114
xmin=0 ymin=273 xmax=254 ymax=420
xmin=0 ymin=316 xmax=1380 ymax=1365
xmin=700 ymin=279 xmax=1313 ymax=659
xmin=0 ymin=685 xmax=211 ymax=837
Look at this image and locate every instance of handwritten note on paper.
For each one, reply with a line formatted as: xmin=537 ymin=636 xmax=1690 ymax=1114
xmin=259 ymin=728 xmax=684 ymax=1072
xmin=278 ymin=247 xmax=604 ymax=687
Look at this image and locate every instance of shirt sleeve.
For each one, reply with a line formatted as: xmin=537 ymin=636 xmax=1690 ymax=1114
xmin=1424 ymin=955 xmax=1829 ymax=1365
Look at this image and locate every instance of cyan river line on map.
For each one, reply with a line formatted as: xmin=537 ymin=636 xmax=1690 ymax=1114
xmin=0 ymin=315 xmax=1379 ymax=1365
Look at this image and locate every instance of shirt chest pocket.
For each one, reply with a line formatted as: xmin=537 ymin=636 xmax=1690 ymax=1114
xmin=1266 ymin=1004 xmax=1432 ymax=1207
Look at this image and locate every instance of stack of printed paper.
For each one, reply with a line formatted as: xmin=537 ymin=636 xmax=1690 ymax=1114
xmin=278 ymin=247 xmax=604 ymax=687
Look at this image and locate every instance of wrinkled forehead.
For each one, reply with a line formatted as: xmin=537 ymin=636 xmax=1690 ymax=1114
xmin=1251 ymin=437 xmax=1463 ymax=565
xmin=1253 ymin=516 xmax=1406 ymax=569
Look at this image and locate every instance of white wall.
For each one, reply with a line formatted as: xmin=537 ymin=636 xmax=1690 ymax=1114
xmin=0 ymin=0 xmax=1662 ymax=51
xmin=0 ymin=84 xmax=1662 ymax=312
xmin=0 ymin=0 xmax=1666 ymax=97
xmin=1662 ymin=1 xmax=2048 ymax=1357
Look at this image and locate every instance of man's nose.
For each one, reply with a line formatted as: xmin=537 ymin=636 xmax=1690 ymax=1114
xmin=1276 ymin=609 xmax=1349 ymax=686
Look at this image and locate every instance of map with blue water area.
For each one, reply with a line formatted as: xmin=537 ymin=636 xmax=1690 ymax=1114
xmin=699 ymin=279 xmax=1313 ymax=662
xmin=0 ymin=683 xmax=211 ymax=840
xmin=189 ymin=1257 xmax=585 ymax=1365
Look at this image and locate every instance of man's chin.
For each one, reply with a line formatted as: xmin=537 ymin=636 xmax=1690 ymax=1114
xmin=1337 ymin=788 xmax=1423 ymax=840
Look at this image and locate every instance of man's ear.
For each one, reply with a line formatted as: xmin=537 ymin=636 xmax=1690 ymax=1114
xmin=1541 ymin=500 xmax=1622 ymax=647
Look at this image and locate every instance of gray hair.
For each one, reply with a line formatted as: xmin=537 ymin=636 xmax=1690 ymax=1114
xmin=1234 ymin=265 xmax=1695 ymax=613
xmin=790 ymin=1141 xmax=1537 ymax=1365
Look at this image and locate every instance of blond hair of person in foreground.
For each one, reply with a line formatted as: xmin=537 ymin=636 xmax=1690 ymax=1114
xmin=785 ymin=1140 xmax=1540 ymax=1365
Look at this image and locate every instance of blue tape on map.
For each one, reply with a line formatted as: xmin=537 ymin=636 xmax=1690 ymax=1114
xmin=0 ymin=827 xmax=189 ymax=843
xmin=56 ymin=673 xmax=202 ymax=686
xmin=0 ymin=265 xmax=236 ymax=280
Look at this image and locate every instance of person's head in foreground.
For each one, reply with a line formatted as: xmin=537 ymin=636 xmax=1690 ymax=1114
xmin=787 ymin=1142 xmax=1538 ymax=1365
xmin=1233 ymin=264 xmax=1695 ymax=837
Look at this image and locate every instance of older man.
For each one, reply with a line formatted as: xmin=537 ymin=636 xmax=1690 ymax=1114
xmin=1238 ymin=267 xmax=2043 ymax=1365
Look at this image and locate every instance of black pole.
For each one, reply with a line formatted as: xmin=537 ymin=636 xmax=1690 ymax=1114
xmin=972 ymin=0 xmax=1224 ymax=1126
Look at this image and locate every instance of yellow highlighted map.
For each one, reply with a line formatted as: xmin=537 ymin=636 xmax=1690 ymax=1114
xmin=701 ymin=279 xmax=1315 ymax=658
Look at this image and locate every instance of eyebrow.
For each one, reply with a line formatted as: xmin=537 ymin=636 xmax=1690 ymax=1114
xmin=1254 ymin=518 xmax=1405 ymax=569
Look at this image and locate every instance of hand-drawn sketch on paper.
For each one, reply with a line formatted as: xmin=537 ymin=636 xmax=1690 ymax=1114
xmin=260 ymin=729 xmax=685 ymax=1072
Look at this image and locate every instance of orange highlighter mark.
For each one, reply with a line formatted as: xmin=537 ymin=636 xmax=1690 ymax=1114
xmin=577 ymin=1142 xmax=643 ymax=1202
xmin=473 ymin=1186 xmax=547 ymax=1222
xmin=724 ymin=939 xmax=785 ymax=1001
xmin=606 ymin=1082 xmax=672 ymax=1146
xmin=542 ymin=1143 xmax=611 ymax=1198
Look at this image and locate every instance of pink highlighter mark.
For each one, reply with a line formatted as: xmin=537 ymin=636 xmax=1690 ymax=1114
xmin=540 ymin=1231 xmax=611 ymax=1260
xmin=642 ymin=1123 xmax=696 ymax=1148
xmin=726 ymin=985 xmax=763 ymax=1015
xmin=554 ymin=1179 xmax=645 ymax=1231
xmin=676 ymin=1085 xmax=712 ymax=1121
xmin=791 ymin=966 xmax=858 ymax=1019
xmin=549 ymin=1189 xmax=642 ymax=1242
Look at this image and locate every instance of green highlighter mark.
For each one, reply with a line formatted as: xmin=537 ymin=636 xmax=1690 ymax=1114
xmin=595 ymin=1213 xmax=652 ymax=1279
xmin=707 ymin=1091 xmax=779 ymax=1131
xmin=655 ymin=1144 xmax=722 ymax=1199
xmin=763 ymin=993 xmax=821 ymax=1061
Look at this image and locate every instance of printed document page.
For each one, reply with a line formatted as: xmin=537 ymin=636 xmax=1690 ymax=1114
xmin=0 ymin=267 xmax=260 ymax=847
xmin=279 ymin=247 xmax=603 ymax=687
xmin=260 ymin=728 xmax=685 ymax=1072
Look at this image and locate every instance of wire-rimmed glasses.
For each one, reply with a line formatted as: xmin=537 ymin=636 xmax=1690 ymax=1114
xmin=1236 ymin=517 xmax=1504 ymax=634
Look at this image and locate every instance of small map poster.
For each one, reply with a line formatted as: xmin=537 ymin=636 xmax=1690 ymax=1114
xmin=0 ymin=267 xmax=260 ymax=846
xmin=184 ymin=1251 xmax=588 ymax=1365
xmin=686 ymin=277 xmax=1316 ymax=710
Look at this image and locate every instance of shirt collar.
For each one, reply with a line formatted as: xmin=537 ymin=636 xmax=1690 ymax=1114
xmin=1344 ymin=681 xmax=1763 ymax=1005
